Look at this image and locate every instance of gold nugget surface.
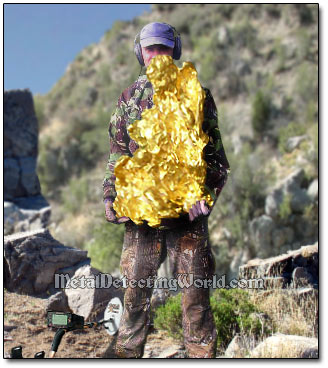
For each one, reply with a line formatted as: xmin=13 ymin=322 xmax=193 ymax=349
xmin=113 ymin=55 xmax=213 ymax=227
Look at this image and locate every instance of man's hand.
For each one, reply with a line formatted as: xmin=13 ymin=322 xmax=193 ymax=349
xmin=188 ymin=200 xmax=211 ymax=222
xmin=104 ymin=199 xmax=130 ymax=224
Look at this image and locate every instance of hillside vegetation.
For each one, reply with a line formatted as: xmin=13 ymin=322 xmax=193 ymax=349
xmin=34 ymin=4 xmax=318 ymax=276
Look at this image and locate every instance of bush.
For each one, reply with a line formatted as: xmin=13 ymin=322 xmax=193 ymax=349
xmin=219 ymin=143 xmax=270 ymax=250
xmin=294 ymin=62 xmax=318 ymax=109
xmin=251 ymin=90 xmax=271 ymax=139
xmin=273 ymin=38 xmax=287 ymax=72
xmin=295 ymin=4 xmax=314 ymax=25
xmin=60 ymin=175 xmax=90 ymax=214
xmin=87 ymin=217 xmax=125 ymax=273
xmin=230 ymin=20 xmax=258 ymax=53
xmin=278 ymin=121 xmax=307 ymax=154
xmin=153 ymin=293 xmax=183 ymax=340
xmin=33 ymin=94 xmax=46 ymax=130
xmin=153 ymin=288 xmax=272 ymax=352
xmin=278 ymin=193 xmax=292 ymax=221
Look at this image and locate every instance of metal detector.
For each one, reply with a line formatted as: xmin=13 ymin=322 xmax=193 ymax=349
xmin=10 ymin=297 xmax=124 ymax=358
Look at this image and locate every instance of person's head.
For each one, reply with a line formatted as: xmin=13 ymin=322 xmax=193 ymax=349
xmin=134 ymin=22 xmax=181 ymax=67
xmin=141 ymin=44 xmax=174 ymax=67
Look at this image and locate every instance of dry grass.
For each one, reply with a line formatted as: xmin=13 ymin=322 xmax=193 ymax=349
xmin=249 ymin=286 xmax=318 ymax=339
xmin=221 ymin=286 xmax=318 ymax=358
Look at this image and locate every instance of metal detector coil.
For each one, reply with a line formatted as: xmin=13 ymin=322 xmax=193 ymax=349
xmin=103 ymin=297 xmax=124 ymax=336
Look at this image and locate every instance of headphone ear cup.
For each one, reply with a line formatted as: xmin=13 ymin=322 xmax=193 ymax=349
xmin=173 ymin=35 xmax=182 ymax=60
xmin=134 ymin=42 xmax=145 ymax=66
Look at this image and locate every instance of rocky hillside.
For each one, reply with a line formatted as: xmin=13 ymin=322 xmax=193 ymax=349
xmin=32 ymin=4 xmax=318 ymax=277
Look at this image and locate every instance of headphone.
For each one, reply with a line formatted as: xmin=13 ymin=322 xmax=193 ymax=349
xmin=134 ymin=23 xmax=182 ymax=67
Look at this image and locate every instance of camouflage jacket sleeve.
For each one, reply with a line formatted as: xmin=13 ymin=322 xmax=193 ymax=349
xmin=103 ymin=94 xmax=130 ymax=202
xmin=202 ymin=88 xmax=230 ymax=206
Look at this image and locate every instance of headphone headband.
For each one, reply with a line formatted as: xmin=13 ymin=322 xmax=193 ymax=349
xmin=134 ymin=23 xmax=182 ymax=66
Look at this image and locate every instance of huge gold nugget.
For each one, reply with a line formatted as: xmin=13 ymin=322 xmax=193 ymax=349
xmin=113 ymin=55 xmax=213 ymax=227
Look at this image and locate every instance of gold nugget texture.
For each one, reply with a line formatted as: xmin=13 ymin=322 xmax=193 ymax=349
xmin=113 ymin=55 xmax=213 ymax=227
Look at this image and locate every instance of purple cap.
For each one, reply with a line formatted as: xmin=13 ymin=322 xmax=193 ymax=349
xmin=140 ymin=22 xmax=175 ymax=48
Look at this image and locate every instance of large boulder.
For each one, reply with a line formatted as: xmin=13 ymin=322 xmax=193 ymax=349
xmin=239 ymin=242 xmax=318 ymax=289
xmin=265 ymin=169 xmax=312 ymax=218
xmin=4 ymin=89 xmax=50 ymax=233
xmin=249 ymin=215 xmax=274 ymax=258
xmin=46 ymin=264 xmax=124 ymax=321
xmin=4 ymin=229 xmax=90 ymax=296
xmin=4 ymin=197 xmax=51 ymax=235
xmin=64 ymin=265 xmax=123 ymax=320
xmin=4 ymin=89 xmax=38 ymax=158
xmin=4 ymin=89 xmax=41 ymax=200
xmin=250 ymin=333 xmax=318 ymax=358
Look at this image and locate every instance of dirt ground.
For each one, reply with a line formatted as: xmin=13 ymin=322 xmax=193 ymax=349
xmin=4 ymin=290 xmax=182 ymax=359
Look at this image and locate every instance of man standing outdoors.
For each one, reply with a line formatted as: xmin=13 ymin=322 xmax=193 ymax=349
xmin=103 ymin=22 xmax=230 ymax=358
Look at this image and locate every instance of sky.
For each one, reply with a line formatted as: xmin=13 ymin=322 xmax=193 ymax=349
xmin=4 ymin=3 xmax=151 ymax=95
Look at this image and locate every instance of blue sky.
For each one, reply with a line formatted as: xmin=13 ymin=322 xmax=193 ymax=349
xmin=4 ymin=4 xmax=151 ymax=95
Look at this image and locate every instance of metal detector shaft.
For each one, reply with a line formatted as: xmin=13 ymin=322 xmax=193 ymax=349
xmin=49 ymin=328 xmax=66 ymax=358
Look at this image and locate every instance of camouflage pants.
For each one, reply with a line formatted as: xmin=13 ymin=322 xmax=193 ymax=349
xmin=115 ymin=217 xmax=218 ymax=358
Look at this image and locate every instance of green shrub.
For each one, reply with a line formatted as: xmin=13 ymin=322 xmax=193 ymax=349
xmin=60 ymin=175 xmax=90 ymax=214
xmin=230 ymin=20 xmax=258 ymax=53
xmin=251 ymin=90 xmax=271 ymax=139
xmin=278 ymin=121 xmax=307 ymax=154
xmin=153 ymin=293 xmax=183 ymax=340
xmin=218 ymin=143 xmax=271 ymax=250
xmin=295 ymin=4 xmax=314 ymax=25
xmin=154 ymin=289 xmax=272 ymax=352
xmin=296 ymin=29 xmax=312 ymax=62
xmin=86 ymin=218 xmax=125 ymax=273
xmin=37 ymin=137 xmax=66 ymax=197
xmin=104 ymin=20 xmax=126 ymax=44
xmin=294 ymin=62 xmax=318 ymax=108
xmin=263 ymin=4 xmax=281 ymax=18
xmin=273 ymin=38 xmax=287 ymax=72
xmin=33 ymin=94 xmax=46 ymax=130
xmin=278 ymin=193 xmax=292 ymax=221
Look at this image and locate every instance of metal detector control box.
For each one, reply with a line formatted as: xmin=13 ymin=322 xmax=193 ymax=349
xmin=47 ymin=311 xmax=84 ymax=330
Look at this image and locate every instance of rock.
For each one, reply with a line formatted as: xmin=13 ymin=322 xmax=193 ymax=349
xmin=4 ymin=201 xmax=25 ymax=234
xmin=4 ymin=89 xmax=38 ymax=158
xmin=272 ymin=227 xmax=294 ymax=251
xmin=4 ymin=196 xmax=51 ymax=236
xmin=232 ymin=59 xmax=251 ymax=76
xmin=217 ymin=26 xmax=230 ymax=45
xmin=292 ymin=267 xmax=313 ymax=287
xmin=230 ymin=249 xmax=251 ymax=277
xmin=65 ymin=265 xmax=123 ymax=320
xmin=239 ymin=242 xmax=318 ymax=289
xmin=301 ymin=348 xmax=318 ymax=358
xmin=250 ymin=334 xmax=318 ymax=358
xmin=151 ymin=288 xmax=171 ymax=310
xmin=85 ymin=87 xmax=98 ymax=106
xmin=156 ymin=345 xmax=186 ymax=358
xmin=46 ymin=291 xmax=70 ymax=312
xmin=225 ymin=335 xmax=250 ymax=358
xmin=249 ymin=215 xmax=274 ymax=258
xmin=4 ymin=158 xmax=22 ymax=199
xmin=285 ymin=135 xmax=308 ymax=152
xmin=307 ymin=179 xmax=318 ymax=201
xmin=4 ymin=229 xmax=90 ymax=296
xmin=265 ymin=169 xmax=312 ymax=217
xmin=265 ymin=188 xmax=284 ymax=218
xmin=4 ymin=89 xmax=44 ymax=202
xmin=18 ymin=157 xmax=41 ymax=196
xmin=289 ymin=188 xmax=312 ymax=213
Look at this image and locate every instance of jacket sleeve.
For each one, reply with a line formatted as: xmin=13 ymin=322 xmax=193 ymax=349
xmin=103 ymin=94 xmax=130 ymax=202
xmin=202 ymin=88 xmax=230 ymax=207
